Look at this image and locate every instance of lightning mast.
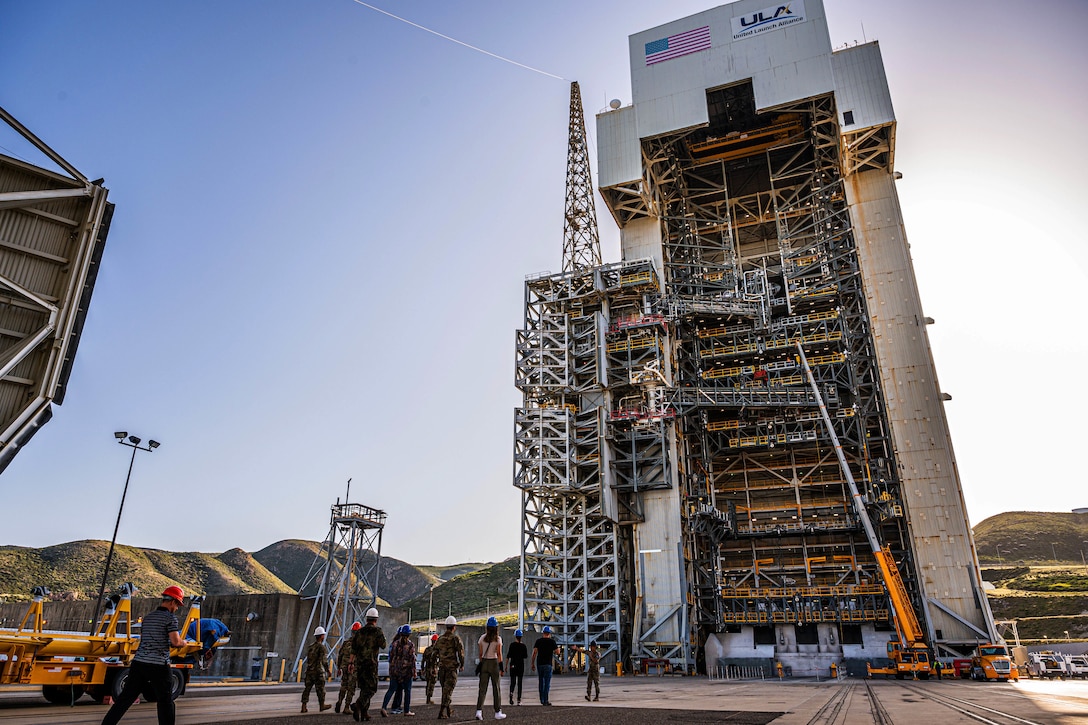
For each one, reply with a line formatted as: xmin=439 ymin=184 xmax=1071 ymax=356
xmin=562 ymin=81 xmax=602 ymax=272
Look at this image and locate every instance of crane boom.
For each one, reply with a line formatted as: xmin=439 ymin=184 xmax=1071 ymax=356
xmin=795 ymin=344 xmax=931 ymax=679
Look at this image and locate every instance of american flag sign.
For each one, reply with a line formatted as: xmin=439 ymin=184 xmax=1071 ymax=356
xmin=645 ymin=26 xmax=711 ymax=65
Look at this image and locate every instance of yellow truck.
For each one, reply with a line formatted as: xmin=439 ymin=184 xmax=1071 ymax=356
xmin=969 ymin=643 xmax=1017 ymax=682
xmin=0 ymin=584 xmax=215 ymax=704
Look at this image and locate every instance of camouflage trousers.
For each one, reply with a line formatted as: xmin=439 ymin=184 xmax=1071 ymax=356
xmin=302 ymin=672 xmax=326 ymax=705
xmin=438 ymin=666 xmax=459 ymax=710
xmin=425 ymin=672 xmax=438 ymax=701
xmin=355 ymin=662 xmax=379 ymax=712
xmin=586 ymin=668 xmax=600 ymax=697
xmin=338 ymin=667 xmax=358 ymax=706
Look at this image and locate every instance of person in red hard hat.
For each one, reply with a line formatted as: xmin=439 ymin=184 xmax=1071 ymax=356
xmin=101 ymin=586 xmax=186 ymax=725
xmin=422 ymin=634 xmax=440 ymax=705
xmin=335 ymin=622 xmax=364 ymax=713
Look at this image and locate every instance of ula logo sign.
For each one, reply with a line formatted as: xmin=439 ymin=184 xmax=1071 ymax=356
xmin=730 ymin=0 xmax=807 ymax=40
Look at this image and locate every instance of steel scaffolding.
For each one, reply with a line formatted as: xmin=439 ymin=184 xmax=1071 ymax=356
xmin=292 ymin=501 xmax=386 ymax=675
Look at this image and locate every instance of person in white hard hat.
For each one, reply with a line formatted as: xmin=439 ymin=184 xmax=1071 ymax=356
xmin=349 ymin=607 xmax=386 ymax=721
xmin=435 ymin=615 xmax=464 ymax=719
xmin=301 ymin=626 xmax=332 ymax=713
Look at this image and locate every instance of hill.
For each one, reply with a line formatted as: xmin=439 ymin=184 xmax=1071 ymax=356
xmin=0 ymin=540 xmax=294 ymax=602
xmin=252 ymin=541 xmax=437 ymax=607
xmin=0 ymin=539 xmax=441 ymax=607
xmin=974 ymin=511 xmax=1088 ymax=565
xmin=403 ymin=557 xmax=520 ymax=620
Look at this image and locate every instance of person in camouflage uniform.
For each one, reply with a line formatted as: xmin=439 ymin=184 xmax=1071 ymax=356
xmin=422 ymin=633 xmax=440 ymax=705
xmin=350 ymin=609 xmax=387 ymax=722
xmin=436 ymin=616 xmax=464 ymax=720
xmin=585 ymin=641 xmax=601 ymax=701
xmin=301 ymin=626 xmax=333 ymax=713
xmin=335 ymin=622 xmax=363 ymax=713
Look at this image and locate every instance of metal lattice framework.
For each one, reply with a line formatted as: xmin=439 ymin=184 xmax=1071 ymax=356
xmin=562 ymin=82 xmax=602 ymax=273
xmin=627 ymin=89 xmax=914 ymax=663
xmin=293 ymin=502 xmax=386 ymax=674
xmin=0 ymin=106 xmax=112 ymax=474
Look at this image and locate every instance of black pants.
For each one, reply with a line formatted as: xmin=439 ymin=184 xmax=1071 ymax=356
xmin=509 ymin=669 xmax=523 ymax=703
xmin=101 ymin=659 xmax=174 ymax=725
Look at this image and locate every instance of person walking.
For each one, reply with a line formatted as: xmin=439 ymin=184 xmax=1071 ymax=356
xmin=505 ymin=630 xmax=527 ymax=707
xmin=529 ymin=626 xmax=558 ymax=706
xmin=474 ymin=617 xmax=506 ymax=721
xmin=934 ymin=659 xmax=944 ymax=680
xmin=436 ymin=615 xmax=465 ymax=720
xmin=381 ymin=625 xmax=418 ymax=716
xmin=422 ymin=634 xmax=439 ymax=705
xmin=101 ymin=586 xmax=187 ymax=725
xmin=351 ymin=607 xmax=388 ymax=722
xmin=336 ymin=622 xmax=363 ymax=713
xmin=584 ymin=642 xmax=601 ymax=701
xmin=301 ymin=626 xmax=333 ymax=713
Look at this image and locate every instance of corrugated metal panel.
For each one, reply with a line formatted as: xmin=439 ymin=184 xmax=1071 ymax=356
xmin=618 ymin=217 xmax=662 ymax=268
xmin=846 ymin=170 xmax=991 ymax=643
xmin=0 ymin=143 xmax=110 ymax=473
xmin=596 ymin=105 xmax=641 ymax=190
xmin=629 ymin=0 xmax=834 ymax=139
xmin=832 ymin=42 xmax=895 ymax=130
xmin=637 ymin=488 xmax=685 ymax=643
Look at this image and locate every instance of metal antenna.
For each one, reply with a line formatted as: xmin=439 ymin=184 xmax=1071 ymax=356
xmin=562 ymin=81 xmax=602 ymax=272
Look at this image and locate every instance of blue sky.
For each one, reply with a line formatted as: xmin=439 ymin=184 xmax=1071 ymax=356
xmin=1 ymin=0 xmax=1085 ymax=566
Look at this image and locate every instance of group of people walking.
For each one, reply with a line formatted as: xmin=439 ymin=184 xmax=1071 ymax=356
xmin=302 ymin=609 xmax=604 ymax=718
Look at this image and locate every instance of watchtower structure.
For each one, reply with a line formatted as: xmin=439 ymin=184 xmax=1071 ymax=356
xmin=293 ymin=501 xmax=386 ymax=673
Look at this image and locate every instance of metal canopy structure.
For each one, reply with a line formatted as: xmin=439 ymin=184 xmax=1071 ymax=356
xmin=292 ymin=501 xmax=386 ymax=674
xmin=0 ymin=106 xmax=112 ymax=474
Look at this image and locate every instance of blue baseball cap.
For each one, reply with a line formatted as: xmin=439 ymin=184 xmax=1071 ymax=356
xmin=543 ymin=626 xmax=552 ymax=634
xmin=486 ymin=616 xmax=498 ymax=627
xmin=515 ymin=629 xmax=523 ymax=638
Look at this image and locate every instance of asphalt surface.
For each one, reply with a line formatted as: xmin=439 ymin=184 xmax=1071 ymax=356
xmin=233 ymin=705 xmax=782 ymax=725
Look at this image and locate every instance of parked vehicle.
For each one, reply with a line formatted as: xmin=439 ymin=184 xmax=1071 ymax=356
xmin=378 ymin=652 xmax=389 ymax=680
xmin=1026 ymin=651 xmax=1066 ymax=679
xmin=1063 ymin=654 xmax=1088 ymax=679
xmin=970 ymin=643 xmax=1017 ymax=682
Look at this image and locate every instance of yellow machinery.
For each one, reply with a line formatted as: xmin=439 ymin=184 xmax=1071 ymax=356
xmin=796 ymin=344 xmax=931 ymax=680
xmin=0 ymin=584 xmax=210 ymax=704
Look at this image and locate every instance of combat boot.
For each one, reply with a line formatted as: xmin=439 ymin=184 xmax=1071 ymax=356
xmin=302 ymin=703 xmax=309 ymax=713
xmin=321 ymin=703 xmax=333 ymax=711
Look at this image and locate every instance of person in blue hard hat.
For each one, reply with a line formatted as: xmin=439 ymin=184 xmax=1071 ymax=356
xmin=529 ymin=626 xmax=558 ymax=706
xmin=474 ymin=617 xmax=506 ymax=720
xmin=505 ymin=630 xmax=528 ymax=707
xmin=381 ymin=624 xmax=417 ymax=716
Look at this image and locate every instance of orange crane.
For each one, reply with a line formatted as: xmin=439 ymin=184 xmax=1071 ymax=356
xmin=796 ymin=344 xmax=931 ymax=680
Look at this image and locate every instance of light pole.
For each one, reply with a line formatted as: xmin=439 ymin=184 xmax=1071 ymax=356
xmin=1051 ymin=542 xmax=1059 ymax=564
xmin=995 ymin=544 xmax=1003 ymax=563
xmin=428 ymin=584 xmax=434 ymax=625
xmin=90 ymin=432 xmax=160 ymax=634
xmin=1081 ymin=542 xmax=1088 ymax=576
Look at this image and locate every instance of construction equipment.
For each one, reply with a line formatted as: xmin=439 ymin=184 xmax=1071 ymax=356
xmin=0 ymin=584 xmax=218 ymax=704
xmin=969 ymin=643 xmax=1017 ymax=682
xmin=796 ymin=344 xmax=931 ymax=680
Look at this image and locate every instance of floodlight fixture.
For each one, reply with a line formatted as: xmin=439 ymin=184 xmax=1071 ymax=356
xmin=148 ymin=440 xmax=160 ymax=449
xmin=128 ymin=436 xmax=141 ymax=445
xmin=114 ymin=431 xmax=126 ymax=439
